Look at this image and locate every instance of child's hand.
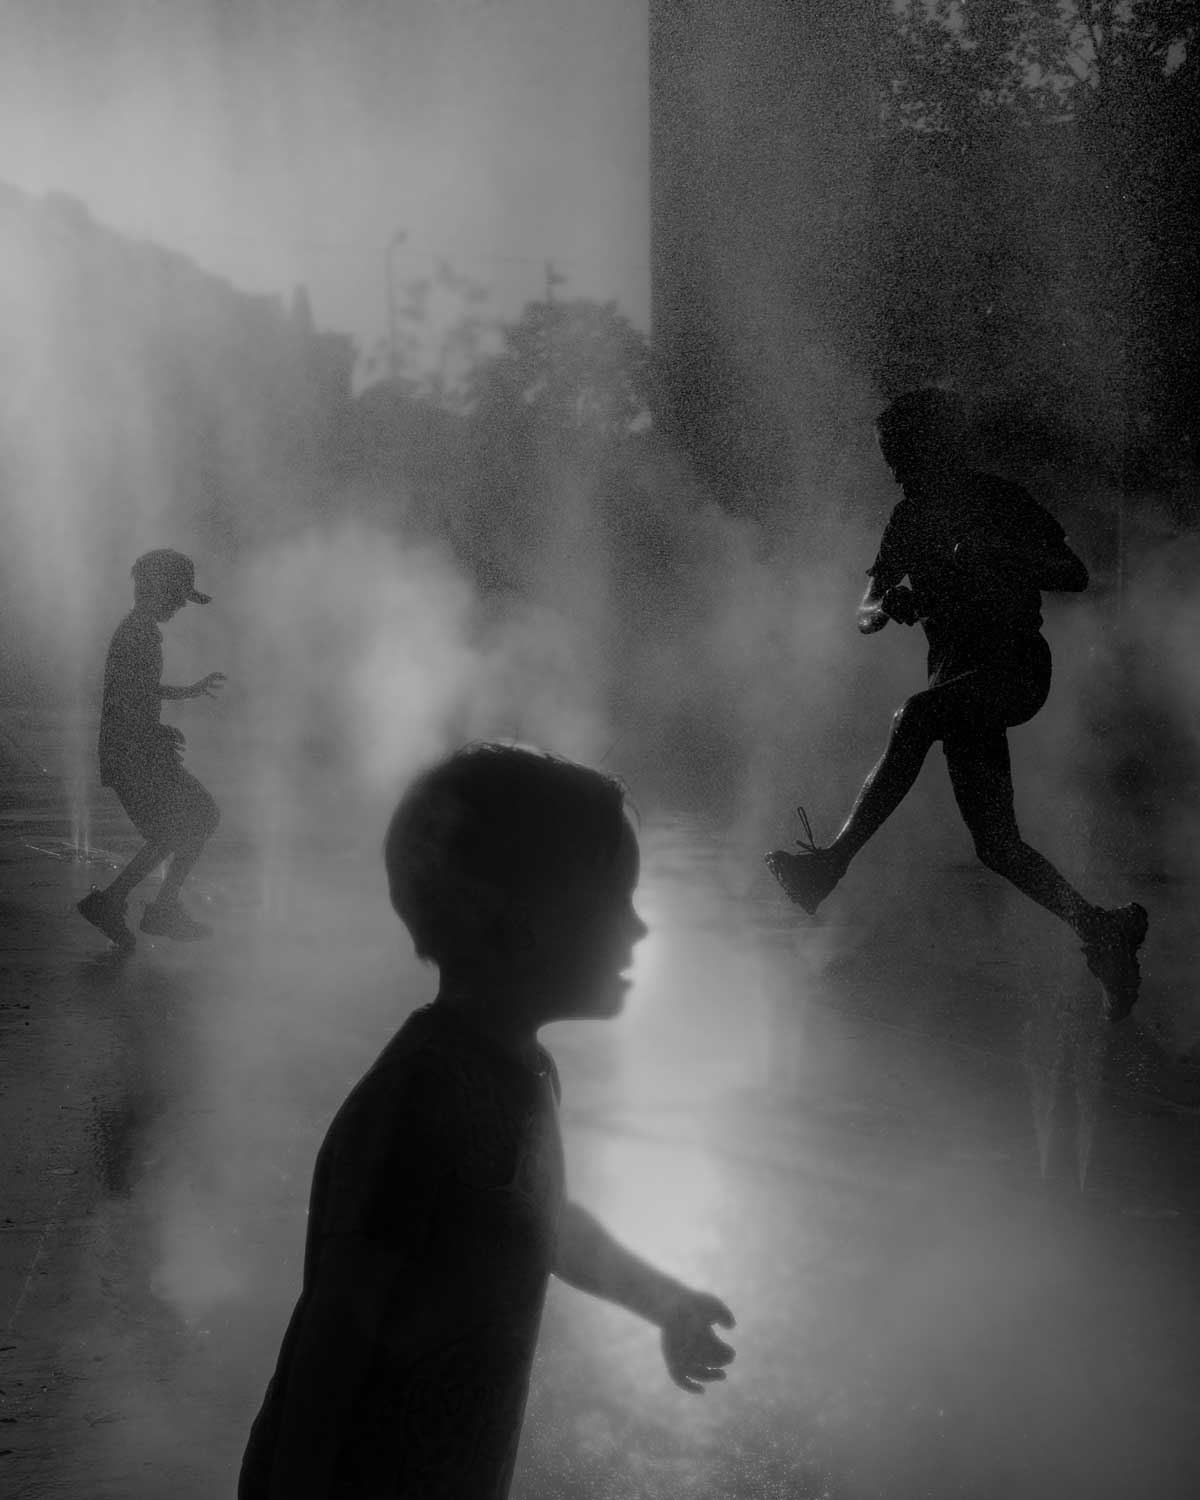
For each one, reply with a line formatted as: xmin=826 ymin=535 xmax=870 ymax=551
xmin=881 ymin=584 xmax=919 ymax=626
xmin=192 ymin=672 xmax=227 ymax=699
xmin=856 ymin=602 xmax=889 ymax=635
xmin=658 ymin=1288 xmax=736 ymax=1394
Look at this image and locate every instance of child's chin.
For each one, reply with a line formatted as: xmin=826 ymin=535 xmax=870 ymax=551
xmin=565 ymin=976 xmax=630 ymax=1020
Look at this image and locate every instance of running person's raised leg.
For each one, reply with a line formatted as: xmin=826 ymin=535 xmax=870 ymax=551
xmin=768 ymin=676 xmax=980 ymax=914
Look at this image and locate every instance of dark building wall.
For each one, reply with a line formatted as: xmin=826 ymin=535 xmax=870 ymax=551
xmin=649 ymin=0 xmax=883 ymax=510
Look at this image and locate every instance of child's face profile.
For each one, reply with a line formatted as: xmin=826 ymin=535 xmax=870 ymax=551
xmin=137 ymin=587 xmax=185 ymax=622
xmin=526 ymin=816 xmax=647 ymax=1022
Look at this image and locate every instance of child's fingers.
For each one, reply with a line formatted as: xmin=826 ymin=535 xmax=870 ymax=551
xmin=673 ymin=1364 xmax=726 ymax=1393
xmin=708 ymin=1297 xmax=735 ymax=1329
xmin=692 ymin=1293 xmax=735 ymax=1328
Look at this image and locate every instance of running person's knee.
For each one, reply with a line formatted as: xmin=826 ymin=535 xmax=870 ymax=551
xmin=972 ymin=824 xmax=1024 ymax=875
xmin=890 ymin=692 xmax=942 ymax=749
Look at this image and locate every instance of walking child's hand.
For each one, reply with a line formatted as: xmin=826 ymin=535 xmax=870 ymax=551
xmin=192 ymin=672 xmax=227 ymax=699
xmin=658 ymin=1288 xmax=736 ymax=1394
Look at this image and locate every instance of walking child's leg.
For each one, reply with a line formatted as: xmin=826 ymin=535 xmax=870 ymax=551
xmin=105 ymin=839 xmax=171 ymax=902
xmin=156 ymin=836 xmax=205 ymax=905
xmin=78 ymin=835 xmax=168 ymax=947
xmin=139 ymin=773 xmax=219 ymax=940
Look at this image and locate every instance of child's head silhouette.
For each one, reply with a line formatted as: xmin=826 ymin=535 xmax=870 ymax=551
xmin=385 ymin=743 xmax=644 ymax=1020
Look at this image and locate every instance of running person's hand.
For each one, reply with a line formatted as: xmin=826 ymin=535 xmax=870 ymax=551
xmin=191 ymin=672 xmax=227 ymax=699
xmin=857 ymin=601 xmax=890 ymax=634
xmin=881 ymin=584 xmax=919 ymax=626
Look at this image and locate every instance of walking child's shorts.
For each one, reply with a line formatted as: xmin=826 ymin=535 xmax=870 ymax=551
xmin=108 ymin=739 xmax=219 ymax=847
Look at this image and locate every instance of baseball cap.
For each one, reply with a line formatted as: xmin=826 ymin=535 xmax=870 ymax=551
xmin=131 ymin=549 xmax=211 ymax=604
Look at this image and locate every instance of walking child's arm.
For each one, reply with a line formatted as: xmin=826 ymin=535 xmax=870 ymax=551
xmin=553 ymin=1201 xmax=735 ymax=1393
xmin=159 ymin=672 xmax=227 ymax=701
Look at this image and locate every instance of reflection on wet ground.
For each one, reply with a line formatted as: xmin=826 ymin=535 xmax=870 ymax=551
xmin=3 ymin=803 xmax=1200 ymax=1498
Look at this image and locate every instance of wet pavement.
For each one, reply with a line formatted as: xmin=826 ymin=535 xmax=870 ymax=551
xmin=4 ymin=731 xmax=1200 ymax=1499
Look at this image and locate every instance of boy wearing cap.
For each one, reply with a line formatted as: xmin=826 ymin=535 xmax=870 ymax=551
xmin=766 ymin=388 xmax=1148 ymax=1021
xmin=77 ymin=549 xmax=225 ymax=948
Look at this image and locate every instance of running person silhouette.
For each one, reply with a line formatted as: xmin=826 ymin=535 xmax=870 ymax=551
xmin=77 ymin=549 xmax=224 ymax=949
xmin=766 ymin=389 xmax=1148 ymax=1020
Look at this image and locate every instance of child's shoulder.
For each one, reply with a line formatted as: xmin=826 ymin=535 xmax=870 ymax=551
xmin=357 ymin=1005 xmax=544 ymax=1128
xmin=109 ymin=610 xmax=159 ymax=648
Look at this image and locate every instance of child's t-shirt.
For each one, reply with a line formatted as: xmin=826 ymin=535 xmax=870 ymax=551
xmin=98 ymin=610 xmax=163 ymax=786
xmin=868 ymin=471 xmax=1067 ymax=677
xmin=239 ymin=1002 xmax=565 ymax=1500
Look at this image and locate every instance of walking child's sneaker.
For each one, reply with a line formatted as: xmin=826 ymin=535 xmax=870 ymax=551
xmin=1082 ymin=902 xmax=1149 ymax=1022
xmin=140 ymin=898 xmax=212 ymax=942
xmin=77 ymin=888 xmax=136 ymax=950
xmin=765 ymin=807 xmax=844 ymax=916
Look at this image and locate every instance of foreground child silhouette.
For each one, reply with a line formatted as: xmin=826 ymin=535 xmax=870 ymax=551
xmin=77 ymin=549 xmax=224 ymax=948
xmin=767 ymin=388 xmax=1148 ymax=1020
xmin=239 ymin=744 xmax=736 ymax=1499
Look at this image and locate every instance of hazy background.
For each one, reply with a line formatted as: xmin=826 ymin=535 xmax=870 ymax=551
xmin=2 ymin=3 xmax=1199 ymax=1497
xmin=0 ymin=0 xmax=650 ymax=354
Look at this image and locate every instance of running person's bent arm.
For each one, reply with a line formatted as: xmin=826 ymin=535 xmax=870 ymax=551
xmin=857 ymin=576 xmax=892 ymax=634
xmin=953 ymin=486 xmax=1088 ymax=594
xmin=858 ymin=576 xmax=919 ymax=633
xmin=954 ymin=533 xmax=1088 ymax=593
xmin=861 ymin=501 xmax=919 ymax=633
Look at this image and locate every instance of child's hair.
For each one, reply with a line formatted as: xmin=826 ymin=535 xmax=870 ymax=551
xmin=384 ymin=743 xmax=630 ymax=964
xmin=876 ymin=388 xmax=966 ymax=452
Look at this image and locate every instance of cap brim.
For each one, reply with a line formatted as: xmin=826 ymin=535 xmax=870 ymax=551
xmin=186 ymin=589 xmax=211 ymax=605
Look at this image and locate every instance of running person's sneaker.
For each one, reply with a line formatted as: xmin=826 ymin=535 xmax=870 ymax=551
xmin=77 ymin=888 xmax=136 ymax=950
xmin=140 ymin=899 xmax=212 ymax=942
xmin=765 ymin=807 xmax=844 ymax=915
xmin=1082 ymin=902 xmax=1149 ymax=1022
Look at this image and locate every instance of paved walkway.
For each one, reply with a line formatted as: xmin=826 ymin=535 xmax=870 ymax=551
xmin=3 ymin=781 xmax=1200 ymax=1498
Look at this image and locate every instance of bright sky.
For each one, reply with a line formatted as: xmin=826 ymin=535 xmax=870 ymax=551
xmin=0 ymin=0 xmax=649 ymax=355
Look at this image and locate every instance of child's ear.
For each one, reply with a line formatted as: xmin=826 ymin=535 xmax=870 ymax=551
xmin=487 ymin=902 xmax=536 ymax=957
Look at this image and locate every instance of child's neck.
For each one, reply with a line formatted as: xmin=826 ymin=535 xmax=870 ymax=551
xmin=434 ymin=975 xmax=544 ymax=1068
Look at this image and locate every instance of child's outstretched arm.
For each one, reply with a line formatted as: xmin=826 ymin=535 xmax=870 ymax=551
xmin=159 ymin=671 xmax=226 ymax=701
xmin=553 ymin=1201 xmax=735 ymax=1394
